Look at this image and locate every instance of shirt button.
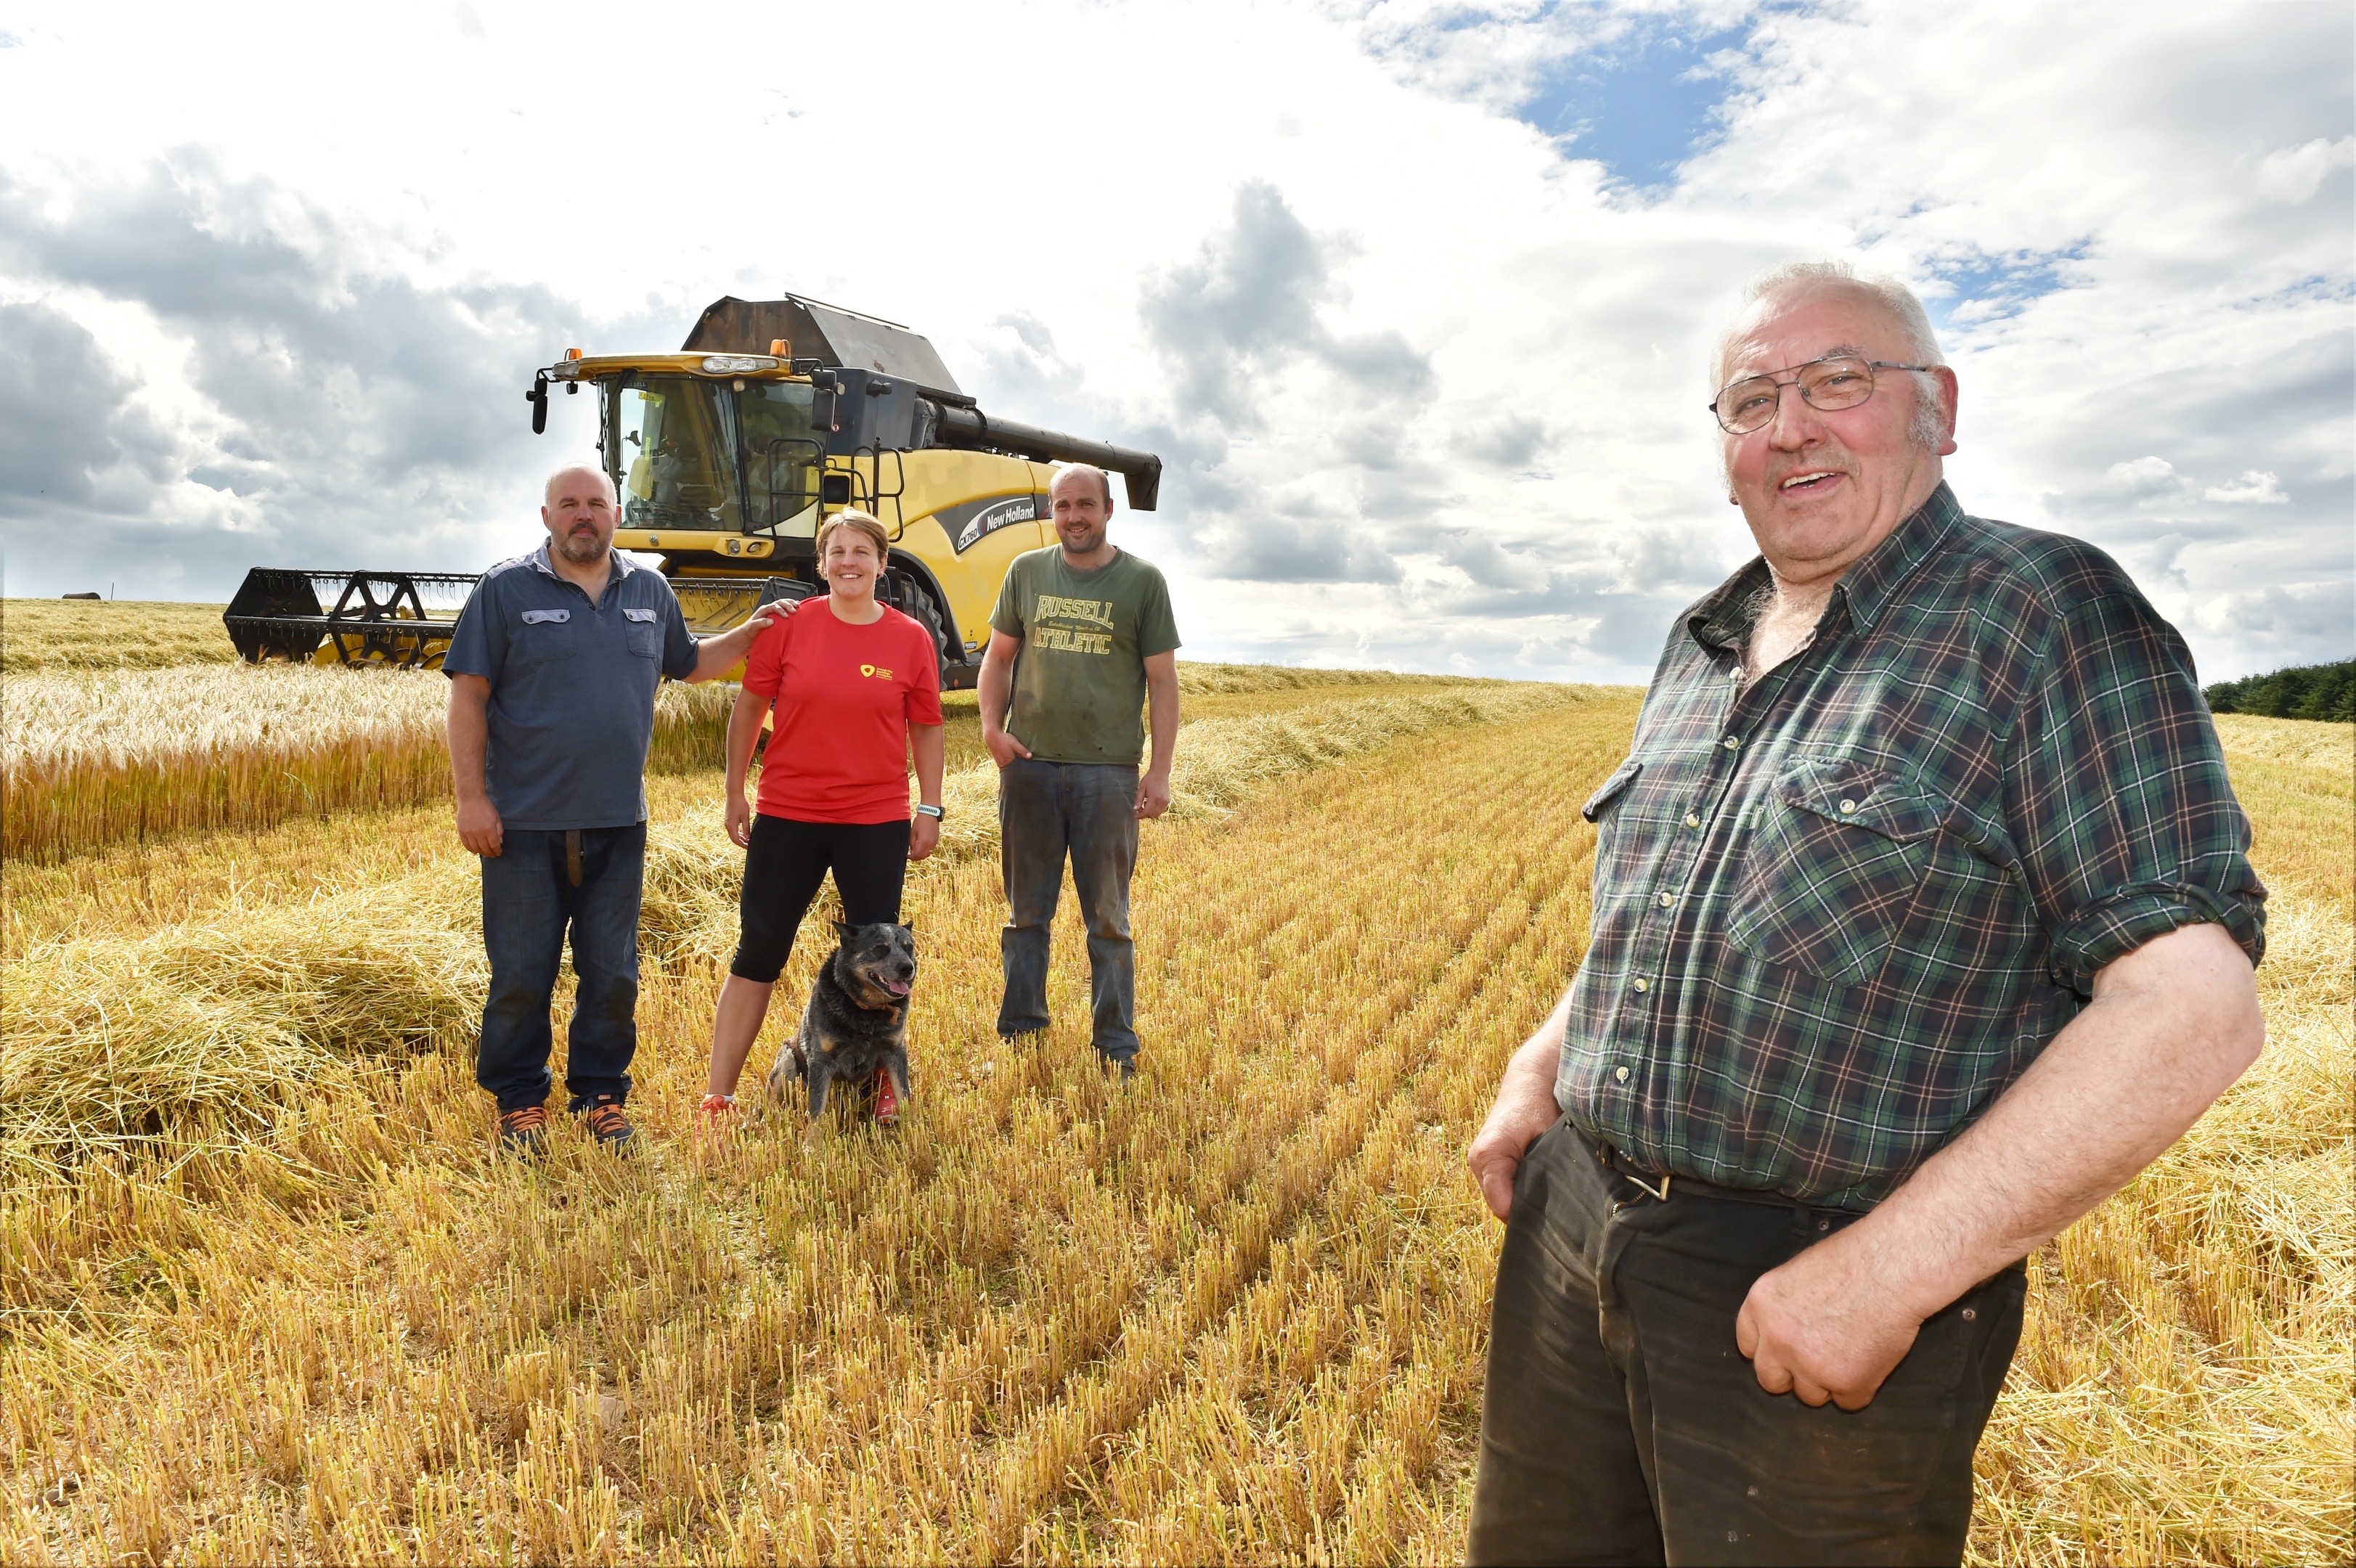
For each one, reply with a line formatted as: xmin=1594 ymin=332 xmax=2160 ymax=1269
xmin=1683 ymin=812 xmax=1701 ymax=828
xmin=1631 ymin=977 xmax=1650 ymax=993
xmin=1615 ymin=1066 xmax=1630 ymax=1083
xmin=1839 ymin=799 xmax=1858 ymax=814
xmin=1656 ymin=891 xmax=1674 ymax=907
xmin=1722 ymin=735 xmax=1742 ymax=750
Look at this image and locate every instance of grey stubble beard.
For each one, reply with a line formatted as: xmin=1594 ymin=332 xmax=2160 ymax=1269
xmin=558 ymin=532 xmax=609 ymax=566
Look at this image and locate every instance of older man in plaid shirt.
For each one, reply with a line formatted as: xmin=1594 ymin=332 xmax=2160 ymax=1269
xmin=1464 ymin=263 xmax=2267 ymax=1567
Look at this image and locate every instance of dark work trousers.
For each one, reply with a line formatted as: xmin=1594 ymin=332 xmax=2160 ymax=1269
xmin=476 ymin=824 xmax=648 ymax=1114
xmin=1467 ymin=1117 xmax=2026 ymax=1567
xmin=995 ymin=758 xmax=1139 ymax=1062
xmin=730 ymin=814 xmax=910 ymax=983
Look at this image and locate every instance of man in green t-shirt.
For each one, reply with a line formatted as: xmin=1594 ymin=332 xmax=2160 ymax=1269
xmin=980 ymin=463 xmax=1181 ymax=1077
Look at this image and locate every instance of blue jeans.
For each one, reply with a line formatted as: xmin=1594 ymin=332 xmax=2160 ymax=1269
xmin=996 ymin=759 xmax=1138 ymax=1061
xmin=476 ymin=824 xmax=647 ymax=1113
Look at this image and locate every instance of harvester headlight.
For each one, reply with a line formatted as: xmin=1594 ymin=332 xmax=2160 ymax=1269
xmin=701 ymin=354 xmax=776 ymax=374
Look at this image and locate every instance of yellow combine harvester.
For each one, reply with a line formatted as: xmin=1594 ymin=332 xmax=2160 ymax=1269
xmin=223 ymin=295 xmax=1163 ymax=689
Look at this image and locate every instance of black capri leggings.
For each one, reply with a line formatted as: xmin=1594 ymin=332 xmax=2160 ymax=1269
xmin=730 ymin=814 xmax=910 ymax=984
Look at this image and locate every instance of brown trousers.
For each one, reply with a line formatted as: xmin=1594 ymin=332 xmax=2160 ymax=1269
xmin=1467 ymin=1119 xmax=2024 ymax=1567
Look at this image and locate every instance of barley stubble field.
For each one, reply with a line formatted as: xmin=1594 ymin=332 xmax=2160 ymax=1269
xmin=1 ymin=601 xmax=2348 ymax=1565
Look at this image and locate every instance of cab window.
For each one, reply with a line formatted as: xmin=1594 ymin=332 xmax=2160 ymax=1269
xmin=608 ymin=377 xmax=737 ymax=531
xmin=741 ymin=380 xmax=821 ymax=536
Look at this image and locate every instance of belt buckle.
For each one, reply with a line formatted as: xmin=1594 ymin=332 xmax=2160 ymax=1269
xmin=1595 ymin=1135 xmax=1672 ymax=1202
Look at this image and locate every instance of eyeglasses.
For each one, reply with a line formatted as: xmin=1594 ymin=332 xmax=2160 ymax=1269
xmin=1708 ymin=356 xmax=1933 ymax=435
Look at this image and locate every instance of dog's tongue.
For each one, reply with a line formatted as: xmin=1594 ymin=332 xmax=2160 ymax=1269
xmin=883 ymin=978 xmax=912 ymax=998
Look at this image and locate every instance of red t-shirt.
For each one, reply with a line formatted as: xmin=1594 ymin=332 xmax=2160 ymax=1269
xmin=742 ymin=601 xmax=944 ymax=823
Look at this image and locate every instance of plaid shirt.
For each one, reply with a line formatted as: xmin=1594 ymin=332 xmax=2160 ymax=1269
xmin=1557 ymin=484 xmax=2266 ymax=1211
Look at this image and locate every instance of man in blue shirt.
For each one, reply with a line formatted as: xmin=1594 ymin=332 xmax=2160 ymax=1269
xmin=444 ymin=464 xmax=777 ymax=1156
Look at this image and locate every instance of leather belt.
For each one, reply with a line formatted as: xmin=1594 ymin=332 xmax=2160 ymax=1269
xmin=1581 ymin=1128 xmax=1856 ymax=1219
xmin=1577 ymin=1128 xmax=2030 ymax=1286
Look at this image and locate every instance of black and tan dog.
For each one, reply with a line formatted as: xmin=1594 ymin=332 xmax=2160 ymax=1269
xmin=766 ymin=922 xmax=916 ymax=1134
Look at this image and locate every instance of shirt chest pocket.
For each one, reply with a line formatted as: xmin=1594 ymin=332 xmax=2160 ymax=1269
xmin=1581 ymin=759 xmax=1642 ymax=823
xmin=623 ymin=605 xmax=659 ymax=659
xmin=1727 ymin=757 xmax=1947 ymax=987
xmin=514 ymin=608 xmax=576 ymax=662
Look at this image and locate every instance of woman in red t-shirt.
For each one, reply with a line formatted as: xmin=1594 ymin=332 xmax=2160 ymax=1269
xmin=701 ymin=510 xmax=945 ymax=1123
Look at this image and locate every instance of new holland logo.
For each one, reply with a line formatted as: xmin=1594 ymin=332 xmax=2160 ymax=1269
xmin=951 ymin=495 xmax=1038 ymax=553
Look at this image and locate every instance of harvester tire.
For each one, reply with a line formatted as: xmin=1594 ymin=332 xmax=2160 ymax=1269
xmin=891 ymin=573 xmax=955 ymax=691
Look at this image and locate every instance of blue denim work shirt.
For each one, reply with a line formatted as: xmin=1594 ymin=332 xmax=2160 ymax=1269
xmin=442 ymin=544 xmax=699 ymax=830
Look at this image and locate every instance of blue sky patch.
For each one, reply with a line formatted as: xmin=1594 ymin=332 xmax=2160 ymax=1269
xmin=1517 ymin=9 xmax=1761 ymax=189
xmin=1921 ymin=242 xmax=2092 ymax=331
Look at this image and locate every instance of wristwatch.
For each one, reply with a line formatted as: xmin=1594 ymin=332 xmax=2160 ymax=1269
xmin=915 ymin=804 xmax=945 ymax=821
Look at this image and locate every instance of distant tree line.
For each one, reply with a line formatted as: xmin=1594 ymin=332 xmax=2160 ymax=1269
xmin=2203 ymin=658 xmax=2355 ymax=723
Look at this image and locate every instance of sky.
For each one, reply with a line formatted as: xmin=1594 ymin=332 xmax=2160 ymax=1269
xmin=0 ymin=0 xmax=2348 ymax=683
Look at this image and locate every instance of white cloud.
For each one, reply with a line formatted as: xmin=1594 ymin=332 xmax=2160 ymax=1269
xmin=0 ymin=0 xmax=2346 ymax=683
xmin=2204 ymin=470 xmax=2291 ymax=505
xmin=2256 ymin=135 xmax=2356 ymax=205
xmin=2184 ymin=580 xmax=2356 ymax=682
xmin=2082 ymin=457 xmax=2193 ymax=507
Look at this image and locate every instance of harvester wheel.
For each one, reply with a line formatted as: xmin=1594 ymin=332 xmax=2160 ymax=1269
xmin=890 ymin=573 xmax=955 ymax=691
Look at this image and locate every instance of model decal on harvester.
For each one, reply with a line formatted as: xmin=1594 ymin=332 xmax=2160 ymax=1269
xmin=940 ymin=494 xmax=1043 ymax=554
xmin=222 ymin=295 xmax=1162 ymax=691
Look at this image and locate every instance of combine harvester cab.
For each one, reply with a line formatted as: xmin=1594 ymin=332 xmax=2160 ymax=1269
xmin=224 ymin=295 xmax=1163 ymax=689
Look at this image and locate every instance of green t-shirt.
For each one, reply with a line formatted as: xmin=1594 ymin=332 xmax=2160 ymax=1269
xmin=990 ymin=546 xmax=1181 ymax=766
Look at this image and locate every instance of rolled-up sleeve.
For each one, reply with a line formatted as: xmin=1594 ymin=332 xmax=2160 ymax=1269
xmin=2008 ymin=591 xmax=2266 ymax=994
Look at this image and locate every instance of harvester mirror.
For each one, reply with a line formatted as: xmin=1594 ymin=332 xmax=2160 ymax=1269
xmin=809 ymin=371 xmax=839 ymax=433
xmin=526 ymin=372 xmax=550 ymax=434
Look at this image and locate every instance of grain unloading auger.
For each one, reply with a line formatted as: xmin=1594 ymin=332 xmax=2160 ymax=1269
xmin=224 ymin=295 xmax=1164 ymax=687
